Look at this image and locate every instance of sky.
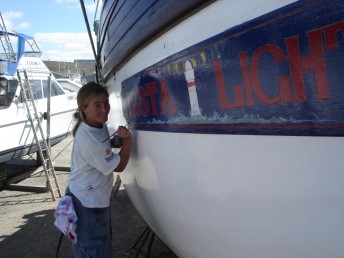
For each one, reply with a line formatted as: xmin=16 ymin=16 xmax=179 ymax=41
xmin=1 ymin=0 xmax=100 ymax=61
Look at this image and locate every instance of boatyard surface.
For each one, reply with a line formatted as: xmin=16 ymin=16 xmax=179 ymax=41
xmin=0 ymin=136 xmax=175 ymax=258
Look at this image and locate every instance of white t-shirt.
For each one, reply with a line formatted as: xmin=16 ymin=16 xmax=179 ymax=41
xmin=68 ymin=122 xmax=120 ymax=208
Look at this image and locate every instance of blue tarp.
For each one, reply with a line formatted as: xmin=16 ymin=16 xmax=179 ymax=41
xmin=0 ymin=32 xmax=31 ymax=75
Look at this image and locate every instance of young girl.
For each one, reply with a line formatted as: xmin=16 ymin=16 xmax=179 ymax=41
xmin=67 ymin=81 xmax=132 ymax=258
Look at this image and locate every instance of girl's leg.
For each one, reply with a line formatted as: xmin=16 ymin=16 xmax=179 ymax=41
xmin=70 ymin=193 xmax=112 ymax=258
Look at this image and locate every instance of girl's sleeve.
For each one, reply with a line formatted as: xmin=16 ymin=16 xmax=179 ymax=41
xmin=87 ymin=141 xmax=120 ymax=175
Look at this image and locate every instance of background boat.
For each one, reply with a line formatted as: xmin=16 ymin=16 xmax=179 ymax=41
xmin=0 ymin=31 xmax=77 ymax=165
xmin=56 ymin=78 xmax=82 ymax=100
xmin=91 ymin=0 xmax=344 ymax=257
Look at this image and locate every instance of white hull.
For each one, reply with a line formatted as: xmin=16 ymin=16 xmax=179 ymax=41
xmin=120 ymin=132 xmax=344 ymax=258
xmin=96 ymin=0 xmax=344 ymax=257
xmin=0 ymin=95 xmax=75 ymax=163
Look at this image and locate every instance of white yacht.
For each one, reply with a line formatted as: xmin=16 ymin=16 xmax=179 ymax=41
xmin=0 ymin=31 xmax=77 ymax=165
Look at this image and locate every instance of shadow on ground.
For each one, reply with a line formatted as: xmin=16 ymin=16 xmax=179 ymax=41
xmin=0 ymin=189 xmax=175 ymax=258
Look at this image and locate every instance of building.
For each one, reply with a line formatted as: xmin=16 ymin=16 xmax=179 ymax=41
xmin=43 ymin=60 xmax=96 ymax=83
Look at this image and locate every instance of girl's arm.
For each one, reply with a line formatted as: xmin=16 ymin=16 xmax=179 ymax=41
xmin=114 ymin=126 xmax=132 ymax=172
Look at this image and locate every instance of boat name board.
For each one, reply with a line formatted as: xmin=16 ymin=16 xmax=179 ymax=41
xmin=121 ymin=0 xmax=344 ymax=136
xmin=20 ymin=57 xmax=50 ymax=73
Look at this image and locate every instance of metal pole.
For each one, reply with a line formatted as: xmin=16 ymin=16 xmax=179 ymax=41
xmin=79 ymin=0 xmax=97 ymax=61
xmin=47 ymin=74 xmax=51 ymax=154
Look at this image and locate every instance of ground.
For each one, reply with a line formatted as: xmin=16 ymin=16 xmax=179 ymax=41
xmin=0 ymin=137 xmax=176 ymax=258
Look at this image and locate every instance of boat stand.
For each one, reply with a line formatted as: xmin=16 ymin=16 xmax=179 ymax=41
xmin=132 ymin=226 xmax=156 ymax=258
xmin=110 ymin=174 xmax=122 ymax=199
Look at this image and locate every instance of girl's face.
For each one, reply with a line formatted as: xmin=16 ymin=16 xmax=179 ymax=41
xmin=82 ymin=93 xmax=110 ymax=128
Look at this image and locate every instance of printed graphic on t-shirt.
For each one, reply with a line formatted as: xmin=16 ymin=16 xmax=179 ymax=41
xmin=105 ymin=147 xmax=115 ymax=162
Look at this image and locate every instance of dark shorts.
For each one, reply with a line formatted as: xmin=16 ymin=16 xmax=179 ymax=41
xmin=66 ymin=188 xmax=112 ymax=258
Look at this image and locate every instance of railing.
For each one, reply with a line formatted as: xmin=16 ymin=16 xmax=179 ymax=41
xmin=0 ymin=12 xmax=16 ymax=62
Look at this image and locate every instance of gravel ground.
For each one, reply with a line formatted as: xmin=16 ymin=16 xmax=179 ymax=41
xmin=0 ymin=136 xmax=176 ymax=258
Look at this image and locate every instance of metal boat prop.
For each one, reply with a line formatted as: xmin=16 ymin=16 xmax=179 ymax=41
xmin=83 ymin=0 xmax=344 ymax=257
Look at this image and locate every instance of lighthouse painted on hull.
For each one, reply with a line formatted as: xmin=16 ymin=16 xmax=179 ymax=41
xmin=184 ymin=60 xmax=201 ymax=116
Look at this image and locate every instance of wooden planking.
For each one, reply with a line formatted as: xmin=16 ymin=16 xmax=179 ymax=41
xmin=98 ymin=0 xmax=213 ymax=80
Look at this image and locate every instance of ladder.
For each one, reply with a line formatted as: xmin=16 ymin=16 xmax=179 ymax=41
xmin=16 ymin=69 xmax=62 ymax=200
xmin=0 ymin=12 xmax=16 ymax=62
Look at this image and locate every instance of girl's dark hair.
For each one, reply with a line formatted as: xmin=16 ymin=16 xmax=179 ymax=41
xmin=72 ymin=81 xmax=109 ymax=136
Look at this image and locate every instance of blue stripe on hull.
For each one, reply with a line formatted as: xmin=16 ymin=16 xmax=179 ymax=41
xmin=121 ymin=0 xmax=344 ymax=136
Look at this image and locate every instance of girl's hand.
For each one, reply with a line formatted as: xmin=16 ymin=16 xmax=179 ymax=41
xmin=116 ymin=126 xmax=131 ymax=140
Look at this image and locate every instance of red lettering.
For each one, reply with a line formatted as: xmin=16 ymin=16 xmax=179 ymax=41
xmin=285 ymin=30 xmax=330 ymax=102
xmin=127 ymin=22 xmax=338 ymax=117
xmin=145 ymin=82 xmax=159 ymax=116
xmin=251 ymin=45 xmax=292 ymax=104
xmin=134 ymin=95 xmax=141 ymax=116
xmin=160 ymin=79 xmax=176 ymax=114
xmin=138 ymin=86 xmax=149 ymax=116
xmin=322 ymin=21 xmax=344 ymax=50
xmin=128 ymin=79 xmax=177 ymax=118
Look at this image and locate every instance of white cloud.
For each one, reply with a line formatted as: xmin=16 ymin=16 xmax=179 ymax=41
xmin=53 ymin=0 xmax=101 ymax=13
xmin=1 ymin=3 xmax=100 ymax=62
xmin=54 ymin=0 xmax=79 ymax=4
xmin=1 ymin=11 xmax=29 ymax=33
xmin=81 ymin=0 xmax=102 ymax=13
xmin=35 ymin=32 xmax=96 ymax=61
xmin=2 ymin=11 xmax=23 ymax=19
xmin=17 ymin=22 xmax=30 ymax=30
xmin=85 ymin=2 xmax=98 ymax=12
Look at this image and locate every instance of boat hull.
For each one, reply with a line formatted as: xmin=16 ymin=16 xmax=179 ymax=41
xmin=0 ymin=106 xmax=75 ymax=164
xmin=121 ymin=132 xmax=343 ymax=258
xmin=98 ymin=0 xmax=344 ymax=257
